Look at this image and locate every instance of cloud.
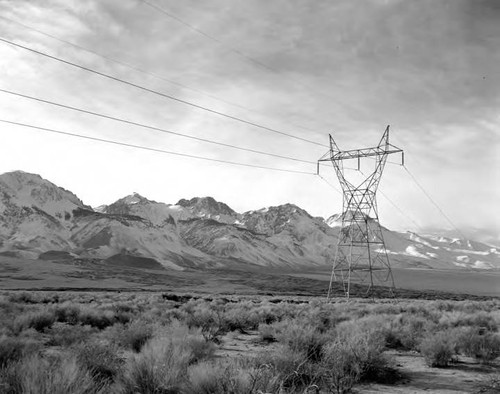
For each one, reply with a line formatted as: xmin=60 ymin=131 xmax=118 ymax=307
xmin=0 ymin=0 xmax=498 ymax=239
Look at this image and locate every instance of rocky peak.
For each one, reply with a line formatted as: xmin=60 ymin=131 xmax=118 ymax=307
xmin=0 ymin=171 xmax=85 ymax=205
xmin=0 ymin=170 xmax=88 ymax=218
xmin=103 ymin=193 xmax=177 ymax=227
xmin=242 ymin=203 xmax=314 ymax=235
xmin=105 ymin=193 xmax=153 ymax=215
xmin=176 ymin=197 xmax=236 ymax=218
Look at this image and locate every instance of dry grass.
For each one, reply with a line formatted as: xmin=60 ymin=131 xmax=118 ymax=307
xmin=0 ymin=290 xmax=498 ymax=393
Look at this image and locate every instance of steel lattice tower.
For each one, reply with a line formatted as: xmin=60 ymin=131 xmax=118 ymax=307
xmin=318 ymin=126 xmax=404 ymax=299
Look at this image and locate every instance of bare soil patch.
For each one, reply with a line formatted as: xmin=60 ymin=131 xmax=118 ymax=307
xmin=358 ymin=351 xmax=499 ymax=393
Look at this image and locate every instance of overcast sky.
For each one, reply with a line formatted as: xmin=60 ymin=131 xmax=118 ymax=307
xmin=0 ymin=0 xmax=499 ymax=242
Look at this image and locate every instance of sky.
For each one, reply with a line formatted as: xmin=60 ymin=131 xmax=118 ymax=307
xmin=0 ymin=0 xmax=499 ymax=243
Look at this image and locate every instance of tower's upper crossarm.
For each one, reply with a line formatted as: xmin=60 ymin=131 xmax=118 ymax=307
xmin=318 ymin=144 xmax=403 ymax=162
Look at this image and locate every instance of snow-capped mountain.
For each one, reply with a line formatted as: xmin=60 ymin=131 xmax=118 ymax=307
xmin=0 ymin=171 xmax=499 ymax=271
xmin=388 ymin=232 xmax=500 ymax=270
xmin=324 ymin=212 xmax=500 ymax=270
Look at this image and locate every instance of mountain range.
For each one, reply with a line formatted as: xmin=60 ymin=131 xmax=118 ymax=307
xmin=0 ymin=170 xmax=499 ymax=272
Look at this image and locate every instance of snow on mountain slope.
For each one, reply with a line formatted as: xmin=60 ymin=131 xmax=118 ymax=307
xmin=325 ymin=213 xmax=343 ymax=227
xmin=376 ymin=230 xmax=500 ymax=270
xmin=324 ymin=212 xmax=500 ymax=270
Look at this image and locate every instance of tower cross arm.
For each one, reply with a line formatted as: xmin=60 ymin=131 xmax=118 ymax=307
xmin=318 ymin=144 xmax=403 ymax=162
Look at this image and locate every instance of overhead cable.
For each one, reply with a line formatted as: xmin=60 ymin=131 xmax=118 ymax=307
xmin=403 ymin=165 xmax=467 ymax=239
xmin=0 ymin=88 xmax=316 ymax=165
xmin=0 ymin=15 xmax=317 ymax=134
xmin=378 ymin=188 xmax=423 ymax=232
xmin=352 ymin=167 xmax=423 ymax=232
xmin=0 ymin=37 xmax=328 ymax=148
xmin=316 ymin=173 xmax=342 ymax=194
xmin=138 ymin=0 xmax=353 ymax=110
xmin=139 ymin=0 xmax=290 ymax=74
xmin=0 ymin=119 xmax=316 ymax=175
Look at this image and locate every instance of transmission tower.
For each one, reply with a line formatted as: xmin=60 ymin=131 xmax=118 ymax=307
xmin=318 ymin=126 xmax=404 ymax=299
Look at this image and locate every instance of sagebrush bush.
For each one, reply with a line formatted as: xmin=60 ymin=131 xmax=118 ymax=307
xmin=255 ymin=344 xmax=320 ymax=391
xmin=438 ymin=310 xmax=498 ymax=332
xmin=459 ymin=328 xmax=500 ymax=364
xmin=78 ymin=308 xmax=117 ymax=329
xmin=182 ymin=301 xmax=226 ymax=342
xmin=274 ymin=320 xmax=326 ymax=362
xmin=109 ymin=321 xmax=153 ymax=352
xmin=186 ymin=359 xmax=283 ymax=394
xmin=55 ymin=303 xmax=82 ymax=325
xmin=387 ymin=315 xmax=432 ymax=351
xmin=322 ymin=339 xmax=361 ymax=394
xmin=118 ymin=321 xmax=215 ymax=393
xmin=46 ymin=323 xmax=97 ymax=347
xmin=0 ymin=299 xmax=25 ymax=323
xmin=186 ymin=361 xmax=230 ymax=393
xmin=223 ymin=307 xmax=255 ymax=332
xmin=0 ymin=336 xmax=40 ymax=368
xmin=119 ymin=337 xmax=192 ymax=393
xmin=112 ymin=302 xmax=136 ymax=314
xmin=334 ymin=320 xmax=394 ymax=384
xmin=420 ymin=331 xmax=455 ymax=367
xmin=8 ymin=292 xmax=38 ymax=304
xmin=253 ymin=303 xmax=280 ymax=325
xmin=0 ymin=354 xmax=101 ymax=394
xmin=463 ymin=312 xmax=498 ymax=332
xmin=75 ymin=342 xmax=123 ymax=384
xmin=13 ymin=310 xmax=56 ymax=333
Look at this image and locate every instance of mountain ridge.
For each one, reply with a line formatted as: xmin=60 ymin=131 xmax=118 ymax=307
xmin=0 ymin=170 xmax=499 ymax=271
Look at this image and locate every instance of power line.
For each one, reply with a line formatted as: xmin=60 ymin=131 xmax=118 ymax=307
xmin=352 ymin=167 xmax=422 ymax=232
xmin=316 ymin=173 xmax=342 ymax=194
xmin=0 ymin=119 xmax=316 ymax=175
xmin=0 ymin=15 xmax=318 ymax=134
xmin=138 ymin=0 xmax=289 ymax=75
xmin=403 ymin=165 xmax=467 ymax=239
xmin=378 ymin=188 xmax=423 ymax=232
xmin=138 ymin=0 xmax=354 ymax=111
xmin=0 ymin=37 xmax=328 ymax=148
xmin=0 ymin=88 xmax=316 ymax=165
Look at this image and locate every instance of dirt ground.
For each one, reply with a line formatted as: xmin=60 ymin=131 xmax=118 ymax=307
xmin=358 ymin=351 xmax=499 ymax=394
xmin=216 ymin=331 xmax=500 ymax=394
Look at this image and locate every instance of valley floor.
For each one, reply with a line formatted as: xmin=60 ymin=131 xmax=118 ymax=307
xmin=291 ymin=268 xmax=500 ymax=297
xmin=1 ymin=255 xmax=499 ymax=300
